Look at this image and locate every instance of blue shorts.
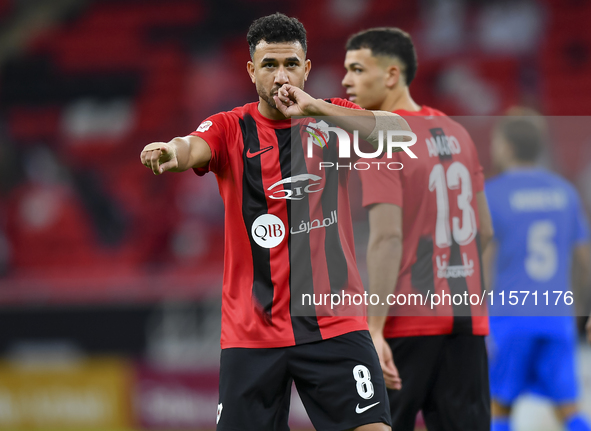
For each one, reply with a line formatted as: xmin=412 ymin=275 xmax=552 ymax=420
xmin=488 ymin=330 xmax=578 ymax=405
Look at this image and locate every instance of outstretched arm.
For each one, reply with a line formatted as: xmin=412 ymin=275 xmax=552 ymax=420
xmin=140 ymin=135 xmax=212 ymax=175
xmin=366 ymin=203 xmax=403 ymax=390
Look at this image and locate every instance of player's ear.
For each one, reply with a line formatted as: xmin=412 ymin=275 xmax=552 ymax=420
xmin=385 ymin=64 xmax=401 ymax=88
xmin=304 ymin=59 xmax=311 ymax=81
xmin=247 ymin=61 xmax=256 ymax=84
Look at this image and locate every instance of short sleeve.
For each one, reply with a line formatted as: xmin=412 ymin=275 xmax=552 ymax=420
xmin=326 ymin=98 xmax=363 ymax=110
xmin=359 ymin=160 xmax=403 ymax=208
xmin=190 ymin=112 xmax=229 ymax=175
xmin=571 ymin=189 xmax=591 ymax=245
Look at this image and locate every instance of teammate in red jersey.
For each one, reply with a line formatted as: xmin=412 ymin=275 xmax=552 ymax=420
xmin=140 ymin=14 xmax=412 ymax=431
xmin=342 ymin=28 xmax=494 ymax=430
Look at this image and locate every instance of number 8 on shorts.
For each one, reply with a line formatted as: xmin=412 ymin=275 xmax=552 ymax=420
xmin=353 ymin=365 xmax=375 ymax=399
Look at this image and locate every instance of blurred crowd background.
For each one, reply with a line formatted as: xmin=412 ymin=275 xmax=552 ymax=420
xmin=0 ymin=0 xmax=590 ymax=429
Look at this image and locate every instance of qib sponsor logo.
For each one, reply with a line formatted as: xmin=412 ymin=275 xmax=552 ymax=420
xmin=251 ymin=214 xmax=285 ymax=248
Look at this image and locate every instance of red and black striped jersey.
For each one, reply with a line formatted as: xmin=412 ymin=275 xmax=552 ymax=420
xmin=191 ymin=99 xmax=368 ymax=348
xmin=360 ymin=106 xmax=489 ymax=338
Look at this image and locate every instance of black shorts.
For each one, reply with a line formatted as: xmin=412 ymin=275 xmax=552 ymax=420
xmin=217 ymin=330 xmax=391 ymax=431
xmin=386 ymin=334 xmax=490 ymax=431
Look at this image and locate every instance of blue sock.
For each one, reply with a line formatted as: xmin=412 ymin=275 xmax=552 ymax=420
xmin=491 ymin=417 xmax=511 ymax=431
xmin=566 ymin=413 xmax=591 ymax=431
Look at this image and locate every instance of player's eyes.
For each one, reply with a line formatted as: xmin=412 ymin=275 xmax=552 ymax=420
xmin=354 ymin=68 xmax=363 ymax=74
xmin=287 ymin=62 xmax=298 ymax=68
xmin=263 ymin=63 xmax=275 ymax=68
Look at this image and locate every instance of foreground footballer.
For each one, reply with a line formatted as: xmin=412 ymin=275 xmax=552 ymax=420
xmin=141 ymin=13 xmax=411 ymax=431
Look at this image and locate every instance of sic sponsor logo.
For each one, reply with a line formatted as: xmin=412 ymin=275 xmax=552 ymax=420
xmin=251 ymin=214 xmax=285 ymax=248
xmin=196 ymin=120 xmax=213 ymax=132
xmin=267 ymin=174 xmax=323 ymax=201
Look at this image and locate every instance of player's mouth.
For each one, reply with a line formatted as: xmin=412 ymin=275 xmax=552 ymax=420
xmin=347 ymin=93 xmax=357 ymax=102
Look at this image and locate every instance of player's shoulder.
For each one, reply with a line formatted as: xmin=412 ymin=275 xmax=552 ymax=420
xmin=421 ymin=106 xmax=447 ymax=117
xmin=324 ymin=97 xmax=363 ymax=110
xmin=210 ymin=102 xmax=257 ymax=121
xmin=531 ymin=169 xmax=575 ymax=192
xmin=543 ymin=169 xmax=571 ymax=186
xmin=229 ymin=102 xmax=259 ymax=118
xmin=221 ymin=102 xmax=258 ymax=122
xmin=485 ymin=172 xmax=513 ymax=194
xmin=434 ymin=109 xmax=470 ymax=135
xmin=487 ymin=169 xmax=576 ymax=195
xmin=543 ymin=170 xmax=582 ymax=200
xmin=418 ymin=106 xmax=472 ymax=138
xmin=195 ymin=103 xmax=255 ymax=131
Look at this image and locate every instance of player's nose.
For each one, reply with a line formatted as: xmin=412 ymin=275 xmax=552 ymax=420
xmin=342 ymin=72 xmax=352 ymax=88
xmin=274 ymin=67 xmax=289 ymax=85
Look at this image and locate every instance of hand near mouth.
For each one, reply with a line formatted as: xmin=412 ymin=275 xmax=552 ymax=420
xmin=273 ymin=84 xmax=319 ymax=117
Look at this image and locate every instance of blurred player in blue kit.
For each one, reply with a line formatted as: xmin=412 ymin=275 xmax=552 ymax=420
xmin=485 ymin=113 xmax=591 ymax=431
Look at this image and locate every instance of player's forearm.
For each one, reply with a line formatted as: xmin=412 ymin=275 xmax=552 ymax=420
xmin=366 ymin=234 xmax=403 ymax=333
xmin=476 ymin=192 xmax=494 ymax=251
xmin=168 ymin=135 xmax=211 ymax=171
xmin=367 ymin=315 xmax=388 ymax=339
xmin=308 ymin=99 xmax=375 ymax=137
xmin=481 ymin=241 xmax=497 ymax=292
xmin=479 ymin=226 xmax=494 ymax=253
xmin=307 ymin=99 xmax=411 ymax=139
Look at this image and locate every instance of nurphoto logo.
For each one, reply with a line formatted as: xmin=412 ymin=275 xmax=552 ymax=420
xmin=305 ymin=123 xmax=418 ymax=159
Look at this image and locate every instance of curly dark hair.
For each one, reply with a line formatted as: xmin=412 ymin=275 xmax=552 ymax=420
xmin=247 ymin=13 xmax=307 ymax=59
xmin=346 ymin=28 xmax=417 ymax=86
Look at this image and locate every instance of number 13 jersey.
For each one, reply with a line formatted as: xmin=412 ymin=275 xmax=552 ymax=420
xmin=359 ymin=106 xmax=488 ymax=337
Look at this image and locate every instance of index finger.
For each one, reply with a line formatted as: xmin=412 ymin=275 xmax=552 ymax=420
xmin=281 ymin=84 xmax=296 ymax=95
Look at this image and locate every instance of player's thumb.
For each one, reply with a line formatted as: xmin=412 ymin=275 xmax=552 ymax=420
xmin=159 ymin=159 xmax=178 ymax=173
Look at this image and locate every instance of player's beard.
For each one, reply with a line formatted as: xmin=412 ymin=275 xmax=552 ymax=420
xmin=257 ymin=84 xmax=281 ymax=110
xmin=257 ymin=82 xmax=304 ymax=111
